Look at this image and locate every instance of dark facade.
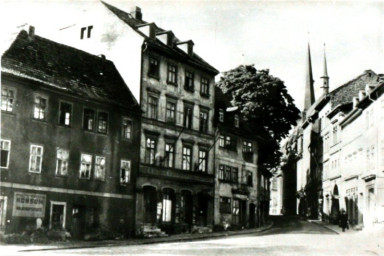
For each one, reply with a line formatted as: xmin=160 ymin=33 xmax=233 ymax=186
xmin=213 ymin=87 xmax=262 ymax=229
xmin=0 ymin=29 xmax=140 ymax=238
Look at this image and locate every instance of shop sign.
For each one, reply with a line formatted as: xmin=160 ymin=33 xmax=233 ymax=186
xmin=12 ymin=192 xmax=46 ymax=217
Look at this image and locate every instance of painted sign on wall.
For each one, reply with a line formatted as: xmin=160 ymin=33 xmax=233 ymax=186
xmin=12 ymin=192 xmax=46 ymax=217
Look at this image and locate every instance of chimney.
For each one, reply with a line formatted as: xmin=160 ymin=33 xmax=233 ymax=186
xmin=130 ymin=6 xmax=142 ymax=20
xmin=358 ymin=90 xmax=366 ymax=101
xmin=352 ymin=97 xmax=359 ymax=108
xmin=28 ymin=26 xmax=35 ymax=40
xmin=136 ymin=23 xmax=156 ymax=39
xmin=176 ymin=40 xmax=194 ymax=55
xmin=156 ymin=31 xmax=174 ymax=47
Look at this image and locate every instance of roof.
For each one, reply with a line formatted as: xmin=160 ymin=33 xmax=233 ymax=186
xmin=1 ymin=30 xmax=139 ymax=110
xmin=101 ymin=1 xmax=219 ymax=75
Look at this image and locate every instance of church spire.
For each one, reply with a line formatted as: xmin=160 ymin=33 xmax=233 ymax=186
xmin=320 ymin=43 xmax=329 ymax=95
xmin=303 ymin=42 xmax=315 ymax=113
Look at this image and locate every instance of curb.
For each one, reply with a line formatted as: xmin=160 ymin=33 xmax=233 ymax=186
xmin=18 ymin=222 xmax=274 ymax=252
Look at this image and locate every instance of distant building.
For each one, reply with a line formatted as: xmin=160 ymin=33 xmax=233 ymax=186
xmin=0 ymin=28 xmax=141 ymax=237
xmin=214 ymin=88 xmax=261 ymax=229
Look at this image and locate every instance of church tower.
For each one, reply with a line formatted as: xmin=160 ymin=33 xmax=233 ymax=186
xmin=320 ymin=44 xmax=330 ymax=95
xmin=303 ymin=43 xmax=315 ymax=118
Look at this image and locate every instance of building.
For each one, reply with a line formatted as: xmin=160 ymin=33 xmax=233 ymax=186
xmin=214 ymin=88 xmax=260 ymax=229
xmin=40 ymin=2 xmax=219 ymax=235
xmin=0 ymin=28 xmax=141 ymax=238
xmin=269 ymin=172 xmax=283 ymax=215
xmin=283 ymin=43 xmax=384 ymax=230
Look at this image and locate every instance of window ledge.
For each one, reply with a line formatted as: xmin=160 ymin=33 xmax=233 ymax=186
xmin=1 ymin=111 xmax=16 ymax=116
xmin=148 ymin=74 xmax=160 ymax=80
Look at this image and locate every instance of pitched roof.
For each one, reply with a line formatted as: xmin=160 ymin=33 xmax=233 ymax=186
xmin=101 ymin=1 xmax=219 ymax=75
xmin=1 ymin=30 xmax=139 ymax=109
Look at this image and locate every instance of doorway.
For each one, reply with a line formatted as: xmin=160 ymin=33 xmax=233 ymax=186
xmin=50 ymin=201 xmax=66 ymax=229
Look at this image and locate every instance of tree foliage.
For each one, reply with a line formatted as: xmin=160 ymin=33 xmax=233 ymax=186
xmin=217 ymin=65 xmax=300 ymax=170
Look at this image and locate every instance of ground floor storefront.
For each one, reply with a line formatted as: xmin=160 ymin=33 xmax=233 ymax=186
xmin=0 ymin=183 xmax=134 ymax=239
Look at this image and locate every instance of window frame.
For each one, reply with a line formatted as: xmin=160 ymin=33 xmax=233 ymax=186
xmin=120 ymin=159 xmax=131 ymax=185
xmin=165 ymin=101 xmax=176 ymax=124
xmin=218 ymin=109 xmax=224 ymax=123
xmin=94 ymin=155 xmax=106 ymax=181
xmin=182 ymin=145 xmax=192 ymax=171
xmin=122 ymin=118 xmax=133 ymax=140
xmin=199 ymin=109 xmax=209 ymax=133
xmin=200 ymin=77 xmax=209 ymax=97
xmin=148 ymin=56 xmax=160 ymax=79
xmin=83 ymin=108 xmax=95 ymax=132
xmin=29 ymin=144 xmax=44 ymax=173
xmin=145 ymin=136 xmax=157 ymax=165
xmin=58 ymin=101 xmax=73 ymax=127
xmin=219 ymin=197 xmax=231 ymax=213
xmin=79 ymin=153 xmax=92 ymax=179
xmin=33 ymin=94 xmax=48 ymax=121
xmin=0 ymin=139 xmax=11 ymax=169
xmin=183 ymin=105 xmax=193 ymax=129
xmin=147 ymin=95 xmax=159 ymax=120
xmin=234 ymin=114 xmax=240 ymax=128
xmin=184 ymin=71 xmax=194 ymax=92
xmin=198 ymin=148 xmax=208 ymax=172
xmin=1 ymin=87 xmax=15 ymax=112
xmin=55 ymin=147 xmax=69 ymax=176
xmin=164 ymin=142 xmax=175 ymax=168
xmin=167 ymin=63 xmax=177 ymax=85
xmin=97 ymin=111 xmax=109 ymax=134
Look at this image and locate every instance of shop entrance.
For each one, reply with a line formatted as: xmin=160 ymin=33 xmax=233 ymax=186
xmin=197 ymin=192 xmax=209 ymax=226
xmin=143 ymin=186 xmax=157 ymax=224
xmin=50 ymin=201 xmax=66 ymax=229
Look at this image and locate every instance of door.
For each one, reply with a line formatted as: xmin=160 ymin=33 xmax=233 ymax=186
xmin=249 ymin=203 xmax=256 ymax=228
xmin=50 ymin=201 xmax=66 ymax=229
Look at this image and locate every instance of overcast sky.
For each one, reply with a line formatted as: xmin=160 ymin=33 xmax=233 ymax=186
xmin=1 ymin=0 xmax=383 ymax=110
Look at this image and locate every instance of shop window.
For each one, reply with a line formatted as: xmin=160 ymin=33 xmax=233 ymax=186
xmin=120 ymin=160 xmax=131 ymax=184
xmin=145 ymin=137 xmax=157 ymax=165
xmin=122 ymin=118 xmax=132 ymax=139
xmin=200 ymin=77 xmax=209 ymax=97
xmin=33 ymin=95 xmax=47 ymax=120
xmin=79 ymin=153 xmax=92 ymax=179
xmin=182 ymin=145 xmax=192 ymax=171
xmin=147 ymin=96 xmax=158 ymax=119
xmin=94 ymin=156 xmax=106 ymax=180
xmin=29 ymin=145 xmax=43 ymax=173
xmin=167 ymin=63 xmax=177 ymax=85
xmin=1 ymin=88 xmax=14 ymax=112
xmin=220 ymin=197 xmax=231 ymax=213
xmin=97 ymin=112 xmax=108 ymax=134
xmin=148 ymin=57 xmax=159 ymax=79
xmin=83 ymin=108 xmax=95 ymax=131
xmin=0 ymin=140 xmax=11 ymax=168
xmin=56 ymin=148 xmax=69 ymax=176
xmin=59 ymin=102 xmax=72 ymax=126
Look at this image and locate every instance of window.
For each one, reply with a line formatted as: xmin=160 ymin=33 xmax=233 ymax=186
xmin=120 ymin=160 xmax=131 ymax=184
xmin=231 ymin=167 xmax=238 ymax=183
xmin=219 ymin=135 xmax=225 ymax=147
xmin=200 ymin=77 xmax=209 ymax=96
xmin=122 ymin=118 xmax=132 ymax=139
xmin=183 ymin=105 xmax=193 ymax=129
xmin=182 ymin=145 xmax=192 ymax=171
xmin=148 ymin=57 xmax=159 ymax=78
xmin=83 ymin=109 xmax=95 ymax=131
xmin=223 ymin=135 xmax=236 ymax=150
xmin=199 ymin=110 xmax=209 ymax=133
xmin=184 ymin=71 xmax=194 ymax=92
xmin=145 ymin=137 xmax=157 ymax=165
xmin=333 ymin=126 xmax=338 ymax=145
xmin=198 ymin=149 xmax=208 ymax=172
xmin=162 ymin=193 xmax=172 ymax=222
xmin=0 ymin=140 xmax=11 ymax=168
xmin=97 ymin=112 xmax=108 ymax=134
xmin=59 ymin=102 xmax=72 ymax=126
xmin=218 ymin=109 xmax=224 ymax=122
xmin=234 ymin=114 xmax=239 ymax=128
xmin=167 ymin=63 xmax=177 ymax=84
xmin=219 ymin=197 xmax=231 ymax=213
xmin=33 ymin=96 xmax=47 ymax=120
xmin=243 ymin=141 xmax=253 ymax=153
xmin=225 ymin=166 xmax=231 ymax=181
xmin=219 ymin=165 xmax=225 ymax=180
xmin=29 ymin=145 xmax=43 ymax=173
xmin=56 ymin=148 xmax=69 ymax=176
xmin=166 ymin=101 xmax=176 ymax=123
xmin=79 ymin=154 xmax=92 ymax=179
xmin=247 ymin=171 xmax=253 ymax=186
xmin=1 ymin=88 xmax=14 ymax=112
xmin=164 ymin=143 xmax=175 ymax=168
xmin=94 ymin=156 xmax=106 ymax=180
xmin=148 ymin=96 xmax=158 ymax=119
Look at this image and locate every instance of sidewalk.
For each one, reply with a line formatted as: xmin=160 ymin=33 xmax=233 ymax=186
xmin=307 ymin=219 xmax=358 ymax=234
xmin=2 ymin=222 xmax=273 ymax=253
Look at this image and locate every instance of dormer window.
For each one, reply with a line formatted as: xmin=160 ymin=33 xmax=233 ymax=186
xmin=234 ymin=114 xmax=239 ymax=128
xmin=219 ymin=109 xmax=224 ymax=122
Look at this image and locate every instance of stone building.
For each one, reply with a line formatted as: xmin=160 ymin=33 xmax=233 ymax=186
xmin=214 ymin=88 xmax=260 ymax=229
xmin=40 ymin=2 xmax=219 ymax=235
xmin=0 ymin=28 xmax=141 ymax=238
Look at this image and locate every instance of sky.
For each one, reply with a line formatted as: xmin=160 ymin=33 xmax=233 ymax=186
xmin=1 ymin=0 xmax=383 ymax=110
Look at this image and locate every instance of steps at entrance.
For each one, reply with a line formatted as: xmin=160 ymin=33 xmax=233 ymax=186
xmin=140 ymin=224 xmax=168 ymax=238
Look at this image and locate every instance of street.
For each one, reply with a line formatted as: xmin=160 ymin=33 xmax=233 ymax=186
xmin=2 ymin=216 xmax=383 ymax=256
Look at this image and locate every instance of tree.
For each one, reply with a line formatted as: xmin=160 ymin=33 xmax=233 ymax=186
xmin=217 ymin=65 xmax=300 ymax=170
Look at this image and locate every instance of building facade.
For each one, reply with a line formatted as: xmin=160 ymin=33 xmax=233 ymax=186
xmin=0 ymin=28 xmax=141 ymax=238
xmin=214 ymin=88 xmax=260 ymax=229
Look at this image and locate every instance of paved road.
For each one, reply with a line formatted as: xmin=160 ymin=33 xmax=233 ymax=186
xmin=3 ymin=216 xmax=383 ymax=256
